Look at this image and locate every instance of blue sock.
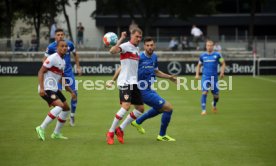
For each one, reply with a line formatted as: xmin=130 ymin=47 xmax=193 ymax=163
xmin=160 ymin=111 xmax=173 ymax=136
xmin=201 ymin=94 xmax=207 ymax=111
xmin=71 ymin=91 xmax=78 ymax=115
xmin=213 ymin=97 xmax=219 ymax=107
xmin=136 ymin=108 xmax=160 ymax=124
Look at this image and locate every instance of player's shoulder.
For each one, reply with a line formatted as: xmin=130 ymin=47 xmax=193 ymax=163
xmin=139 ymin=51 xmax=146 ymax=60
xmin=47 ymin=42 xmax=57 ymax=49
xmin=65 ymin=40 xmax=74 ymax=46
xmin=152 ymin=52 xmax=158 ymax=58
xmin=120 ymin=41 xmax=130 ymax=47
xmin=200 ymin=52 xmax=207 ymax=57
xmin=212 ymin=51 xmax=222 ymax=57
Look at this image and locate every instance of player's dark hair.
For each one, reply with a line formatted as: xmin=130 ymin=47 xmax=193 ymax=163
xmin=55 ymin=28 xmax=64 ymax=34
xmin=144 ymin=36 xmax=155 ymax=44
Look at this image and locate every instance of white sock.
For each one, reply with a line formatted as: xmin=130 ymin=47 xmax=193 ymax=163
xmin=109 ymin=107 xmax=127 ymax=132
xmin=120 ymin=109 xmax=142 ymax=131
xmin=70 ymin=113 xmax=75 ymax=117
xmin=54 ymin=111 xmax=69 ymax=134
xmin=40 ymin=106 xmax=62 ymax=129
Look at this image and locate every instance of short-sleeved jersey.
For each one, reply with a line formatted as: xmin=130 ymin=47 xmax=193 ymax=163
xmin=45 ymin=40 xmax=75 ymax=73
xmin=41 ymin=53 xmax=65 ymax=92
xmin=117 ymin=41 xmax=140 ymax=86
xmin=199 ymin=51 xmax=223 ymax=77
xmin=138 ymin=52 xmax=158 ymax=90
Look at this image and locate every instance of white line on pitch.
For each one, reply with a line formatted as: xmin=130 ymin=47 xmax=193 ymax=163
xmin=253 ymin=76 xmax=276 ymax=83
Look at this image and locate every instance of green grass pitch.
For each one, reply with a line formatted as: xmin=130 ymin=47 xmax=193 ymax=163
xmin=0 ymin=76 xmax=276 ymax=166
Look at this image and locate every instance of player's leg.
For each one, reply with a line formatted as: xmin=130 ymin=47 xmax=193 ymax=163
xmin=211 ymin=78 xmax=219 ymax=113
xmin=51 ymin=91 xmax=70 ymax=139
xmin=201 ymin=77 xmax=210 ymax=115
xmin=106 ymin=86 xmax=131 ymax=145
xmin=119 ymin=85 xmax=144 ymax=131
xmin=36 ymin=91 xmax=64 ymax=141
xmin=116 ymin=85 xmax=144 ymax=144
xmin=131 ymin=90 xmax=162 ymax=134
xmin=67 ymin=74 xmax=78 ymax=126
xmin=157 ymin=101 xmax=175 ymax=141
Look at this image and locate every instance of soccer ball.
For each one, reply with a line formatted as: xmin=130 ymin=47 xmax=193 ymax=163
xmin=103 ymin=32 xmax=118 ymax=47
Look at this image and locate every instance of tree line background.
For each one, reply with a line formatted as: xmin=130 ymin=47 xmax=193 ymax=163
xmin=0 ymin=0 xmax=265 ymax=50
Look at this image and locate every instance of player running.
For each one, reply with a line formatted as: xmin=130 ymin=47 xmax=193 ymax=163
xmin=108 ymin=37 xmax=177 ymax=141
xmin=106 ymin=28 xmax=145 ymax=145
xmin=36 ymin=40 xmax=76 ymax=141
xmin=195 ymin=40 xmax=226 ymax=115
xmin=44 ymin=28 xmax=81 ymax=126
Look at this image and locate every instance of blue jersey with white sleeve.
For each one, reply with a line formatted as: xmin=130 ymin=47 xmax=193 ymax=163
xmin=138 ymin=51 xmax=158 ymax=90
xmin=199 ymin=51 xmax=223 ymax=77
xmin=45 ymin=40 xmax=76 ymax=74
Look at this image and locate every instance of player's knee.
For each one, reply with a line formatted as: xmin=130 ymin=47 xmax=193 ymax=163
xmin=135 ymin=105 xmax=144 ymax=113
xmin=202 ymin=91 xmax=208 ymax=95
xmin=62 ymin=102 xmax=70 ymax=111
xmin=162 ymin=102 xmax=173 ymax=112
xmin=121 ymin=102 xmax=131 ymax=111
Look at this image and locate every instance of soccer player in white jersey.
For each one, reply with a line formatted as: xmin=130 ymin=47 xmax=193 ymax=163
xmin=35 ymin=40 xmax=76 ymax=141
xmin=106 ymin=28 xmax=145 ymax=145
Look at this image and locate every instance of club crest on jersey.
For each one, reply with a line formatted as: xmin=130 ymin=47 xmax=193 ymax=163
xmin=50 ymin=94 xmax=57 ymax=100
xmin=124 ymin=94 xmax=129 ymax=100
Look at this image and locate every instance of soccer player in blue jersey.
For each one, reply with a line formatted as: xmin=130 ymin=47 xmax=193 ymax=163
xmin=44 ymin=28 xmax=82 ymax=126
xmin=108 ymin=37 xmax=177 ymax=141
xmin=195 ymin=40 xmax=226 ymax=115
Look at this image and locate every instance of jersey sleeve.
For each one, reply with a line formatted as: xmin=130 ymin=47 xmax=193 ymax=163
xmin=198 ymin=54 xmax=203 ymax=64
xmin=68 ymin=41 xmax=76 ymax=53
xmin=154 ymin=55 xmax=159 ymax=70
xmin=45 ymin=45 xmax=55 ymax=57
xmin=43 ymin=56 xmax=54 ymax=68
xmin=119 ymin=43 xmax=127 ymax=53
xmin=217 ymin=53 xmax=224 ymax=63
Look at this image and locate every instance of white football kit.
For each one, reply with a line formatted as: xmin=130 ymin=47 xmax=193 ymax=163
xmin=117 ymin=41 xmax=140 ymax=86
xmin=39 ymin=53 xmax=65 ymax=92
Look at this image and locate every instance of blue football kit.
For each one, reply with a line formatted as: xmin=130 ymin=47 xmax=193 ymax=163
xmin=199 ymin=51 xmax=223 ymax=95
xmin=138 ymin=52 xmax=166 ymax=110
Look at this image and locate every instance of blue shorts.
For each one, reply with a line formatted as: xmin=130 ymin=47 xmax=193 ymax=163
xmin=58 ymin=70 xmax=77 ymax=91
xmin=201 ymin=76 xmax=219 ymax=95
xmin=141 ymin=89 xmax=166 ymax=110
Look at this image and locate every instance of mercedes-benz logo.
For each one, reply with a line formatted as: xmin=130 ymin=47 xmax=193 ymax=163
xmin=167 ymin=61 xmax=182 ymax=75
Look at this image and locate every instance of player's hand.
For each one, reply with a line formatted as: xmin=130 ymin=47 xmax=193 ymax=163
xmin=39 ymin=89 xmax=46 ymax=97
xmin=106 ymin=80 xmax=115 ymax=88
xmin=219 ymin=73 xmax=224 ymax=79
xmin=195 ymin=75 xmax=200 ymax=80
xmin=71 ymin=92 xmax=77 ymax=100
xmin=77 ymin=66 xmax=82 ymax=76
xmin=120 ymin=32 xmax=127 ymax=40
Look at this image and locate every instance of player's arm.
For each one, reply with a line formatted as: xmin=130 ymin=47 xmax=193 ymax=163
xmin=195 ymin=63 xmax=201 ymax=80
xmin=42 ymin=46 xmax=52 ymax=62
xmin=219 ymin=58 xmax=226 ymax=79
xmin=38 ymin=66 xmax=48 ymax=97
xmin=72 ymin=51 xmax=82 ymax=76
xmin=106 ymin=66 xmax=121 ymax=87
xmin=155 ymin=70 xmax=177 ymax=83
xmin=109 ymin=32 xmax=127 ymax=54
